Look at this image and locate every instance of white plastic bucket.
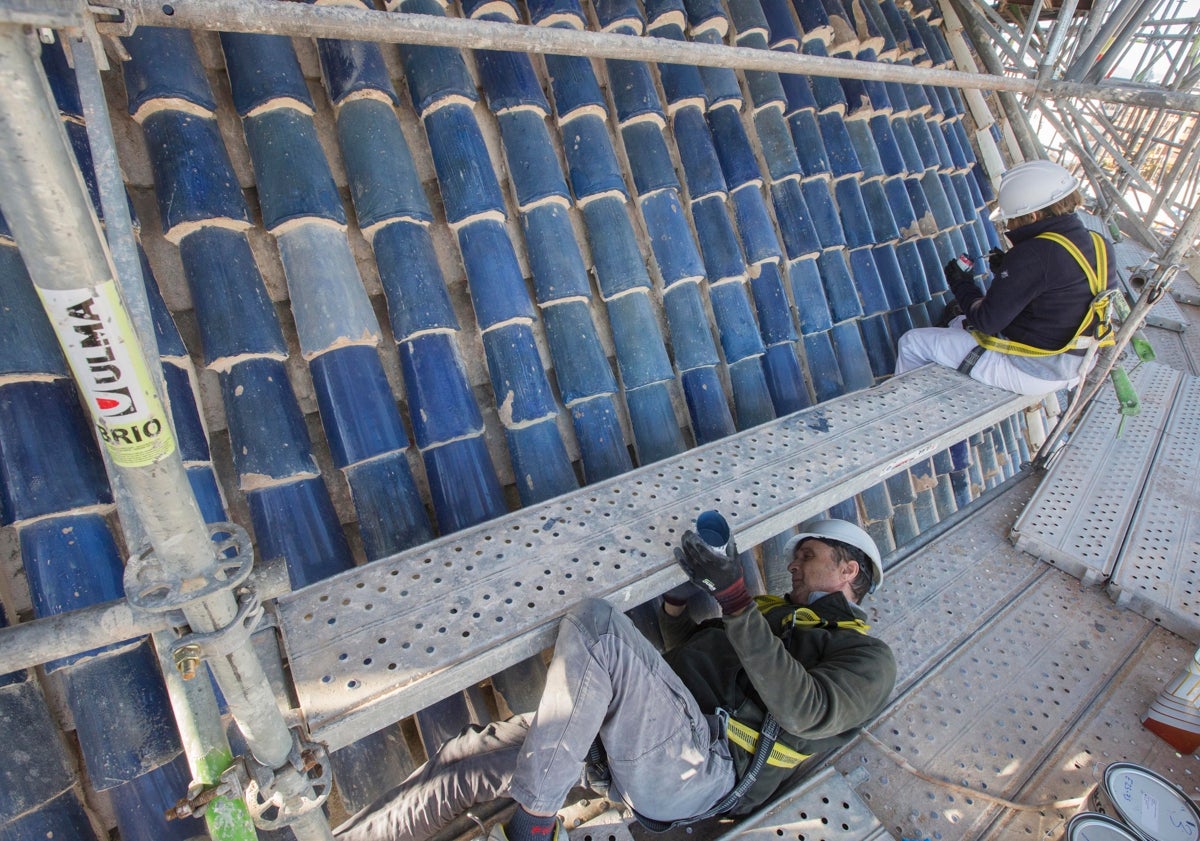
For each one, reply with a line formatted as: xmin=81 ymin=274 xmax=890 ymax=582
xmin=1085 ymin=762 xmax=1200 ymax=841
xmin=1066 ymin=812 xmax=1149 ymax=841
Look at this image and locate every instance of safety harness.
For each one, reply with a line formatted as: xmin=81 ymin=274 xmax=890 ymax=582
xmin=959 ymin=231 xmax=1116 ymax=374
xmin=631 ymin=598 xmax=871 ymax=831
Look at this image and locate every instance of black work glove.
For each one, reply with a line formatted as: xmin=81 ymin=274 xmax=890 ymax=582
xmin=943 ymin=257 xmax=971 ymax=287
xmin=676 ymin=531 xmax=751 ymax=615
xmin=987 ymin=247 xmax=1005 ymax=272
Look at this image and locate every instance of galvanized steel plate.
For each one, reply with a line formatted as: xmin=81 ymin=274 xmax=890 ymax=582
xmin=276 ymin=366 xmax=1037 ymax=750
xmin=1108 ymin=373 xmax=1200 ymax=642
xmin=1011 ymin=363 xmax=1183 ymax=582
xmin=715 ymin=766 xmax=894 ymax=841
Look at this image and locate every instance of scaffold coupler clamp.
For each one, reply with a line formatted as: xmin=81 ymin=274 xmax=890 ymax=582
xmin=233 ymin=727 xmax=333 ymax=831
xmin=168 ymin=588 xmax=266 ymax=680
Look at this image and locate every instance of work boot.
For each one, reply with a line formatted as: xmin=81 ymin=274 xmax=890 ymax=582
xmin=487 ymin=818 xmax=568 ymax=841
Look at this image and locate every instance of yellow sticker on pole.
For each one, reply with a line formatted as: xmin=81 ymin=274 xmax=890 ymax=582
xmin=38 ymin=280 xmax=177 ymax=468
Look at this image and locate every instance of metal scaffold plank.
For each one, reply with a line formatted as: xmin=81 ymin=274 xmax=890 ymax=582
xmin=1108 ymin=373 xmax=1200 ymax=642
xmin=1011 ymin=363 xmax=1183 ymax=583
xmin=275 ymin=366 xmax=1037 ymax=751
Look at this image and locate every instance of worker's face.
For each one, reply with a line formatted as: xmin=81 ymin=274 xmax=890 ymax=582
xmin=787 ymin=539 xmax=858 ymax=604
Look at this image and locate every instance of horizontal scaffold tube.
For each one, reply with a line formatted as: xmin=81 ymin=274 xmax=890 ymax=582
xmin=95 ymin=0 xmax=1200 ymax=112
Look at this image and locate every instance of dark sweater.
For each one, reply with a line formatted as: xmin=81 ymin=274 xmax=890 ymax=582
xmin=950 ymin=213 xmax=1117 ymax=350
xmin=660 ymin=593 xmax=896 ymax=814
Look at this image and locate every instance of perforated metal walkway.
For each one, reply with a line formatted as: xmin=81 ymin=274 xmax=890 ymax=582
xmin=276 ymin=365 xmax=1038 ymax=751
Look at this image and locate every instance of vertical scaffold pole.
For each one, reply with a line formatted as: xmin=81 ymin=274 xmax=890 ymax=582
xmin=0 ymin=23 xmax=332 ymax=841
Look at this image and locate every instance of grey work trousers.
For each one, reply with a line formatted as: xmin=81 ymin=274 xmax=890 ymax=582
xmin=334 ymin=598 xmax=735 ymax=841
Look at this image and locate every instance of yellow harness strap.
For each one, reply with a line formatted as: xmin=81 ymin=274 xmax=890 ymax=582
xmin=754 ymin=595 xmax=872 ymax=635
xmin=723 ymin=715 xmax=812 ymax=768
xmin=968 ymin=231 xmax=1115 ymax=358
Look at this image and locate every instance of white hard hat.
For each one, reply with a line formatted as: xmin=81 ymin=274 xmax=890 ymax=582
xmin=783 ymin=519 xmax=883 ymax=594
xmin=992 ymin=160 xmax=1078 ymax=221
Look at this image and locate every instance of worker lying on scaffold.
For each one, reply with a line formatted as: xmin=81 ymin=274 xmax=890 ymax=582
xmin=896 ymin=160 xmax=1119 ymax=396
xmin=335 ymin=517 xmax=896 ymax=841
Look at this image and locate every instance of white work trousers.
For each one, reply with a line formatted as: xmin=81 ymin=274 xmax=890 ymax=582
xmin=895 ymin=317 xmax=1079 ymax=396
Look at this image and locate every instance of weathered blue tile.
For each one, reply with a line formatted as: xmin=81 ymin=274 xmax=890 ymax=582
xmin=64 ymin=644 xmax=180 ymax=793
xmin=871 ymin=242 xmax=912 ymax=308
xmin=885 ymin=306 xmax=914 ymax=348
xmin=657 ymin=38 xmax=709 ymax=106
xmin=569 ymin=397 xmax=634 ymax=482
xmin=907 ymin=301 xmax=931 ymax=328
xmin=748 ymin=261 xmax=796 ymax=345
xmin=0 ymin=382 xmax=111 ymax=525
xmin=800 ymin=177 xmax=846 ymax=248
xmin=277 ymin=227 xmax=379 ymax=356
xmin=963 ymin=165 xmax=987 ymax=212
xmin=949 ymin=438 xmax=971 ymax=470
xmin=729 ymin=356 xmax=776 ymax=429
xmin=846 ymin=117 xmax=886 ymax=181
xmin=641 ymin=189 xmax=706 ymax=285
xmin=780 ymin=72 xmax=818 ymax=115
xmin=424 ymin=104 xmax=507 ymax=224
xmin=162 ymin=364 xmax=209 ymax=463
xmin=545 ymin=54 xmax=605 ymax=117
xmin=878 ymin=0 xmax=911 ymax=48
xmin=497 ymin=110 xmax=571 ymax=208
xmin=818 ymin=248 xmax=862 ymax=321
xmin=674 ymin=106 xmax=727 ymax=198
xmin=709 ymin=281 xmax=767 ymax=362
xmin=110 ymin=756 xmax=206 ymax=841
xmin=803 ymin=41 xmax=848 ymax=113
xmin=399 ymin=333 xmax=485 ymax=448
xmin=372 ymin=222 xmax=458 ymax=338
xmin=980 ymin=209 xmax=1002 ymax=251
xmin=40 ymin=39 xmax=82 ymax=120
xmin=831 ymin=321 xmax=874 ymax=391
xmin=608 ymin=60 xmax=663 ymax=122
xmin=901 ymin=69 xmax=933 ymax=113
xmin=861 ymin=179 xmax=901 ymax=241
xmin=839 ymin=73 xmax=873 ymax=120
xmin=663 ymin=284 xmax=721 ymax=371
xmin=595 ymin=0 xmax=645 ymax=29
xmin=682 ymin=367 xmax=736 ymax=443
xmin=727 ymin=0 xmax=770 ymax=36
xmin=788 ymin=110 xmax=832 ymax=177
xmin=457 ymin=219 xmax=537 ymax=328
xmin=916 ymin=234 xmax=948 ymax=292
xmin=922 ymin=85 xmax=945 ymax=120
xmin=0 ymin=685 xmax=77 ymax=819
xmin=621 ymin=121 xmax=679 ymax=195
xmin=562 ymin=114 xmax=629 ymax=201
xmin=803 ymin=331 xmax=844 ymax=401
xmin=771 ymin=178 xmax=821 ymax=259
xmin=848 ymin=246 xmax=890 ymax=315
xmin=522 ymin=203 xmax=592 ymax=300
xmin=542 ymin=300 xmax=619 ymax=402
xmin=859 ymin=313 xmax=896 ymax=377
xmin=685 ymin=0 xmax=731 ymax=34
xmin=744 ymin=68 xmax=788 ymax=111
xmin=883 ymin=176 xmax=919 ymax=235
xmin=186 ymin=465 xmax=226 ymax=525
xmin=476 ymin=50 xmax=550 ymax=114
xmin=791 ymin=0 xmax=832 ymax=40
xmin=788 ymin=257 xmax=833 ymax=333
xmin=317 ymin=38 xmax=397 ymax=105
xmin=309 ymin=346 xmax=408 ymax=468
xmin=395 ymin=1 xmax=477 ymax=112
xmin=893 ymin=238 xmax=931 ymax=302
xmin=890 ymin=116 xmax=925 ymax=173
xmin=178 ymin=228 xmax=287 ymax=362
xmin=904 ymin=175 xmax=935 ymax=233
xmin=141 ymin=112 xmax=250 ymax=233
xmin=644 ymin=0 xmax=687 ymax=26
xmin=580 ymin=196 xmax=652 ymax=297
xmin=920 ymin=169 xmax=958 ymax=228
xmin=243 ymin=109 xmax=346 ymax=229
xmin=220 ymin=359 xmax=320 ymax=480
xmin=625 ymin=382 xmax=686 ymax=463
xmin=63 ymin=121 xmax=103 ymax=223
xmin=731 ymin=184 xmax=783 ymax=264
xmin=0 ymin=246 xmax=67 ymax=377
xmin=247 ymin=478 xmax=354 ymax=587
xmin=604 ymin=290 xmax=676 ymax=388
xmin=884 ymin=79 xmax=910 ymax=116
xmin=337 ymin=99 xmax=432 ymax=229
xmin=754 ymin=108 xmax=803 ymax=181
xmin=503 ymin=419 xmax=579 ymax=504
xmin=121 ymin=27 xmax=215 ymax=115
xmin=759 ymin=0 xmax=801 ymax=47
xmin=461 ymin=0 xmax=519 ymax=17
xmin=482 ymin=322 xmax=563 ymax=424
xmin=693 ymin=36 xmax=742 ymax=107
xmin=344 ymin=453 xmax=435 ymax=557
xmin=860 ymin=482 xmax=892 ymax=522
xmin=972 ymin=160 xmax=996 ymax=202
xmin=833 ymin=178 xmax=874 ymax=248
xmin=220 ymin=32 xmax=312 ymax=116
xmin=942 ymin=123 xmax=969 ymax=171
xmin=762 ymin=342 xmax=812 ymax=413
xmin=927 ymin=119 xmax=956 ymax=170
xmin=906 ymin=114 xmax=940 ymax=169
xmin=692 ymin=195 xmax=747 ymax=281
xmin=708 ymin=105 xmax=762 ymax=189
xmin=818 ymin=112 xmax=863 ymax=178
xmin=421 ymin=436 xmax=506 ymax=532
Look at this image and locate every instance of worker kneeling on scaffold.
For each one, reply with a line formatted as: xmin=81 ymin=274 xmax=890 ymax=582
xmin=334 ymin=517 xmax=896 ymax=841
xmin=895 ymin=160 xmax=1119 ymax=396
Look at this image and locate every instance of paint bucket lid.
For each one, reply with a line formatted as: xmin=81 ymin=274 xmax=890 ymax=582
xmin=1066 ymin=812 xmax=1147 ymax=841
xmin=1102 ymin=763 xmax=1200 ymax=841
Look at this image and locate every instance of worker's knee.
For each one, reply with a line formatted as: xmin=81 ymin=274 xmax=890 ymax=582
xmin=565 ymin=597 xmax=620 ymax=638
